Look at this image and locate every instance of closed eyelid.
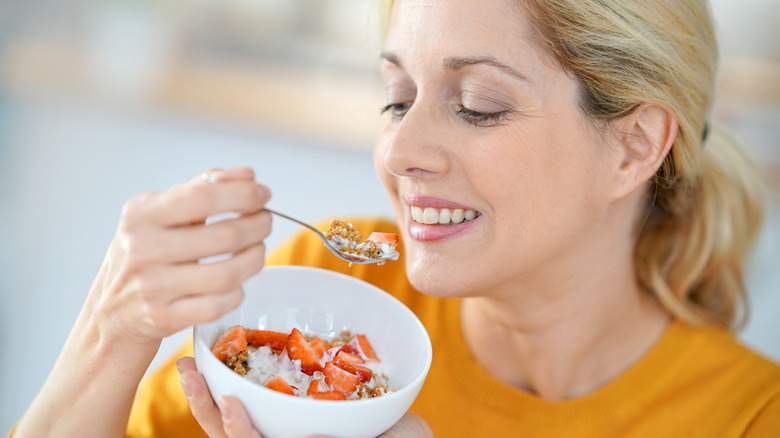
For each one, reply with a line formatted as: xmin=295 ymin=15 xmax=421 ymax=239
xmin=462 ymin=89 xmax=513 ymax=109
xmin=380 ymin=51 xmax=403 ymax=69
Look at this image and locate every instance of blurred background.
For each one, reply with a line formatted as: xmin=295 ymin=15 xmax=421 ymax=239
xmin=1 ymin=0 xmax=778 ymax=431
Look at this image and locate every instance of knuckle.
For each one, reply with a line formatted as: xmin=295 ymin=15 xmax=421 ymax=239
xmin=250 ymin=243 xmax=266 ymax=269
xmin=133 ymin=275 xmax=159 ymax=302
xmin=252 ymin=212 xmax=273 ymax=240
xmin=119 ymin=193 xmax=151 ymax=230
xmin=176 ymin=182 xmax=206 ymax=207
xmin=180 ymin=183 xmax=206 ymax=207
xmin=149 ymin=306 xmax=176 ymax=333
xmin=237 ymin=183 xmax=261 ymax=210
xmin=139 ymin=298 xmax=166 ymax=331
xmin=121 ymin=236 xmax=158 ymax=269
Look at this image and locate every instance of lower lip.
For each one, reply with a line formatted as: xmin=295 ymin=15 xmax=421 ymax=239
xmin=407 ymin=213 xmax=481 ymax=242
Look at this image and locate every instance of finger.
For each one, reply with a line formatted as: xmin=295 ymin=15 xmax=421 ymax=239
xmin=220 ymin=396 xmax=263 ymax=438
xmin=187 ymin=168 xmax=228 ymax=226
xmin=158 ymin=210 xmax=272 ymax=263
xmin=204 ymin=167 xmax=256 ymax=183
xmin=120 ymin=181 xmax=271 ymax=231
xmin=175 ymin=356 xmax=197 ymax=372
xmin=178 ymin=365 xmax=228 ymax=438
xmin=125 ymin=244 xmax=264 ymax=334
xmin=145 ymin=241 xmax=265 ymax=302
xmin=166 ymin=287 xmax=245 ymax=327
xmin=164 ymin=180 xmax=272 ymax=227
xmin=378 ymin=412 xmax=433 ymax=438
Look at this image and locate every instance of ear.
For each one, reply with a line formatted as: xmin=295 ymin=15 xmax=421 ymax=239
xmin=609 ymin=103 xmax=678 ymax=200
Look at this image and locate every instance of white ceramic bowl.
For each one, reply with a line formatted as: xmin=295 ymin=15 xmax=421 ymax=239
xmin=193 ymin=266 xmax=433 ymax=438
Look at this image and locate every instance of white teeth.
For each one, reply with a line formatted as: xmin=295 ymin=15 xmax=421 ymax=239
xmin=438 ymin=208 xmax=451 ymax=224
xmin=411 ymin=206 xmax=423 ymax=222
xmin=451 ymin=209 xmax=465 ymax=224
xmin=410 ymin=205 xmax=480 ymax=225
xmin=422 ymin=208 xmax=439 ymax=224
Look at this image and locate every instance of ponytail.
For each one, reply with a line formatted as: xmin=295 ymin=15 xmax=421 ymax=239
xmin=636 ymin=125 xmax=765 ymax=329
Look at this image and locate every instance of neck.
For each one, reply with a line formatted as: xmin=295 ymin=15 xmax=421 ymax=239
xmin=460 ymin=198 xmax=671 ymax=401
xmin=461 ymin=285 xmax=670 ymax=401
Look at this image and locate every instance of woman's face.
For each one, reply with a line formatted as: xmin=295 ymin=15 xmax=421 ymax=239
xmin=375 ymin=0 xmax=622 ymax=297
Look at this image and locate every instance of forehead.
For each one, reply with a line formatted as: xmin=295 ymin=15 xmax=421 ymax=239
xmin=385 ymin=0 xmax=540 ymax=65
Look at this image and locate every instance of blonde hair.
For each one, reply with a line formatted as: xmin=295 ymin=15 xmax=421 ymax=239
xmin=380 ymin=0 xmax=765 ymax=329
xmin=517 ymin=0 xmax=764 ymax=329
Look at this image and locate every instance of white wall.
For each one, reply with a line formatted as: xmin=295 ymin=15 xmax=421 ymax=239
xmin=711 ymin=0 xmax=780 ymax=62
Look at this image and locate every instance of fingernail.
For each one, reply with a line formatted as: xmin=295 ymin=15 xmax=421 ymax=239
xmin=220 ymin=397 xmax=234 ymax=422
xmin=175 ymin=358 xmax=183 ymax=374
xmin=258 ymin=186 xmax=272 ymax=203
xmin=180 ymin=374 xmax=192 ymax=399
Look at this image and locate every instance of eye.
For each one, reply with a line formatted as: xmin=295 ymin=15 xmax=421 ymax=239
xmin=456 ymin=106 xmax=511 ymax=127
xmin=380 ymin=102 xmax=412 ymax=121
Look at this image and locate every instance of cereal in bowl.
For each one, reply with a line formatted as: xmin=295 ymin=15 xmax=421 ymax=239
xmin=211 ymin=325 xmax=391 ymax=400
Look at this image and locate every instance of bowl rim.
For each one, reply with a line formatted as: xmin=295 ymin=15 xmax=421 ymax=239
xmin=193 ymin=265 xmax=433 ymax=405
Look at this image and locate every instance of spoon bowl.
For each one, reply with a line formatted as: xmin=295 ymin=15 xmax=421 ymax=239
xmin=265 ymin=208 xmax=399 ymax=265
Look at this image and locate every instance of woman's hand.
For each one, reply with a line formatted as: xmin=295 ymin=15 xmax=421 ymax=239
xmin=13 ymin=167 xmax=273 ymax=438
xmin=177 ymin=356 xmax=263 ymax=438
xmin=176 ymin=356 xmax=433 ymax=438
xmin=92 ymin=166 xmax=272 ymax=345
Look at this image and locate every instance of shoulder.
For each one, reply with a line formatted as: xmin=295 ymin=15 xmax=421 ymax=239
xmin=687 ymin=323 xmax=780 ymax=377
xmin=677 ymin=322 xmax=780 ymax=432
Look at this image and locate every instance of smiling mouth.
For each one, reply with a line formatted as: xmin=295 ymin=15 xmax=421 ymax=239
xmin=410 ymin=206 xmax=482 ymax=225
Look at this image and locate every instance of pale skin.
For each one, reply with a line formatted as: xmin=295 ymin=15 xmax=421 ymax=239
xmin=14 ymin=0 xmax=680 ymax=436
xmin=375 ymin=0 xmax=678 ymax=402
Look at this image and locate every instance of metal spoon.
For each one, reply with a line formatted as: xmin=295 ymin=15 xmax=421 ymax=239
xmin=264 ymin=208 xmax=399 ymax=265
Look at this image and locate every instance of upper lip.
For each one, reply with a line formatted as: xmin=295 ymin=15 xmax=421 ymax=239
xmin=402 ymin=194 xmax=478 ymax=211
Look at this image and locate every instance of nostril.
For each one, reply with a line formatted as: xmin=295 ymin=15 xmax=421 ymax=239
xmin=404 ymin=167 xmax=438 ymax=178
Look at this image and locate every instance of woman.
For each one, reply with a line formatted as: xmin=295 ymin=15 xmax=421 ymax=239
xmin=10 ymin=0 xmax=780 ymax=436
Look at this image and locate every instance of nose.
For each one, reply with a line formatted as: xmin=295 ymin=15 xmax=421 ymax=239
xmin=381 ymin=101 xmax=451 ymax=179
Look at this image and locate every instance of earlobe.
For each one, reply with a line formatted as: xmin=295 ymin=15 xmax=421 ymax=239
xmin=612 ymin=104 xmax=678 ymax=199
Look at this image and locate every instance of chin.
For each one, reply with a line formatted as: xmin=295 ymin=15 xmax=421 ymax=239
xmin=403 ymin=249 xmax=478 ymax=298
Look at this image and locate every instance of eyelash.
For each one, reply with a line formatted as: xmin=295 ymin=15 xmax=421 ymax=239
xmin=380 ymin=103 xmax=510 ymax=127
xmin=455 ymin=106 xmax=510 ymax=127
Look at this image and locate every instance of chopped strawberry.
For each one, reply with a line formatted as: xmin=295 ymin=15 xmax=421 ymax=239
xmin=333 ymin=358 xmax=372 ymax=383
xmin=352 ymin=364 xmax=373 ymax=383
xmin=307 ymin=379 xmax=325 ymax=395
xmin=366 ymin=232 xmax=399 ymax=247
xmin=311 ymin=391 xmax=347 ymax=401
xmin=247 ymin=330 xmax=288 ymax=351
xmin=286 ymin=328 xmax=323 ymax=375
xmin=338 ymin=344 xmax=354 ymax=354
xmin=356 ymin=334 xmax=380 ymax=362
xmin=335 ymin=350 xmax=364 ymax=364
xmin=211 ymin=325 xmax=248 ymax=361
xmin=323 ymin=362 xmax=360 ymax=396
xmin=265 ymin=376 xmax=295 ymax=396
xmin=309 ymin=337 xmax=331 ymax=358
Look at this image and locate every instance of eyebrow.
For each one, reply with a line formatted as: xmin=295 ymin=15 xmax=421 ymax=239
xmin=380 ymin=51 xmax=530 ymax=83
xmin=443 ymin=55 xmax=530 ymax=82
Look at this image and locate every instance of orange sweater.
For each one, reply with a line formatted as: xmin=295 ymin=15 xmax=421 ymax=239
xmin=121 ymin=218 xmax=780 ymax=437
